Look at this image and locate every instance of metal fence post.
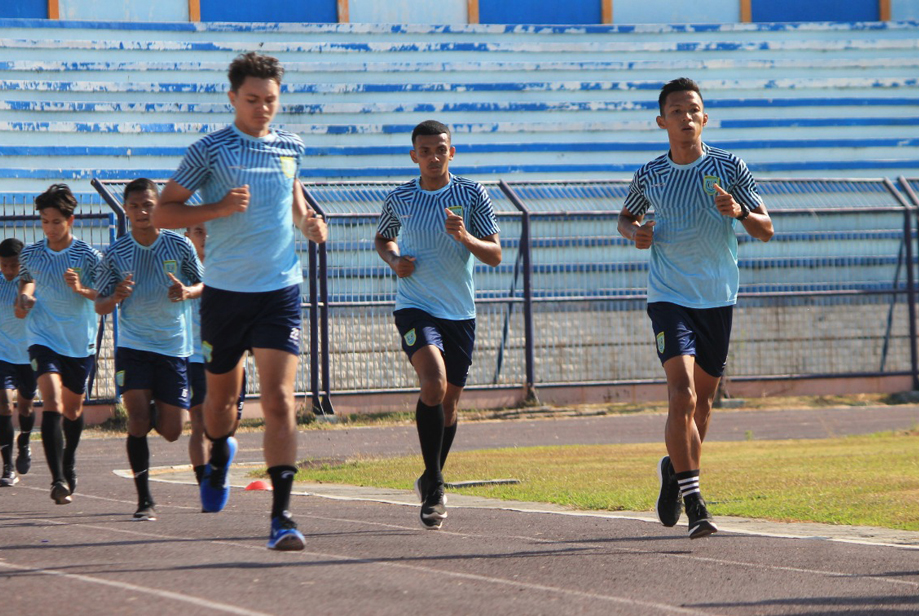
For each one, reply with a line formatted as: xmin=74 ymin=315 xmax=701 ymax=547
xmin=302 ymin=186 xmax=335 ymax=415
xmin=886 ymin=178 xmax=919 ymax=390
xmin=498 ymin=180 xmax=538 ymax=405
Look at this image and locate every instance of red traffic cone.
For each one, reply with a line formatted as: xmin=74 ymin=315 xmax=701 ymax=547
xmin=245 ymin=480 xmax=272 ymax=491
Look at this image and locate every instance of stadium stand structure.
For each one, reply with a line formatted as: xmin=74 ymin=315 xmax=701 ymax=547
xmin=0 ymin=18 xmax=917 ymax=198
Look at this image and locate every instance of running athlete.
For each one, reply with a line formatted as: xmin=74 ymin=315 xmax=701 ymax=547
xmin=0 ymin=238 xmax=36 ymax=486
xmin=375 ymin=120 xmax=501 ymax=530
xmin=95 ymin=178 xmax=204 ymax=521
xmin=17 ymin=184 xmax=102 ymax=505
xmin=185 ymin=222 xmax=246 ymax=487
xmin=153 ymin=52 xmax=327 ymax=551
xmin=617 ymin=78 xmax=774 ymax=539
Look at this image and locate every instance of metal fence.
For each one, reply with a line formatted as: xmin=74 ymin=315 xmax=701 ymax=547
xmin=5 ymin=175 xmax=915 ymax=411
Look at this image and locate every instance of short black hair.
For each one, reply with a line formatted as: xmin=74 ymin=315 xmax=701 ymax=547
xmin=0 ymin=238 xmax=23 ymax=258
xmin=35 ymin=184 xmax=78 ymax=217
xmin=658 ymin=77 xmax=703 ymax=115
xmin=411 ymin=120 xmax=451 ymax=146
xmin=123 ymin=178 xmax=158 ymax=202
xmin=228 ymin=52 xmax=284 ymax=92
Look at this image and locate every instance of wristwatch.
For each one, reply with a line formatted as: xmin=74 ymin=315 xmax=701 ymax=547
xmin=736 ymin=206 xmax=750 ymax=221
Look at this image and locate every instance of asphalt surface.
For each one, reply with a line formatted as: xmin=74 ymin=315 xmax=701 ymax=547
xmin=2 ymin=405 xmax=919 ymax=615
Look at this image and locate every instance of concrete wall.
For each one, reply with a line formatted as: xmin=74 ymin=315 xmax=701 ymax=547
xmin=59 ymin=0 xmax=189 ymax=21
xmin=349 ymin=0 xmax=467 ymax=24
xmin=613 ymin=0 xmax=739 ymax=24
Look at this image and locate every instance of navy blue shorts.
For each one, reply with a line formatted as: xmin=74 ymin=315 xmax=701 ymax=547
xmin=28 ymin=345 xmax=94 ymax=396
xmin=394 ymin=308 xmax=476 ymax=388
xmin=200 ymin=284 xmax=302 ymax=375
xmin=115 ymin=347 xmax=190 ymax=409
xmin=188 ymin=361 xmax=246 ymax=421
xmin=647 ymin=302 xmax=733 ymax=378
xmin=0 ymin=360 xmax=37 ymax=400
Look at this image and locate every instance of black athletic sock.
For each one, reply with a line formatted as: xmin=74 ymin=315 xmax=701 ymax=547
xmin=674 ymin=469 xmax=701 ymax=500
xmin=18 ymin=411 xmax=35 ymax=436
xmin=415 ymin=399 xmax=444 ymax=485
xmin=440 ymin=421 xmax=457 ymax=470
xmin=41 ymin=411 xmax=64 ymax=483
xmin=208 ymin=435 xmax=230 ymax=469
xmin=0 ymin=414 xmax=13 ymax=466
xmin=62 ymin=415 xmax=84 ymax=470
xmin=193 ymin=465 xmax=206 ymax=485
xmin=268 ymin=465 xmax=298 ymax=520
xmin=127 ymin=435 xmax=152 ymax=505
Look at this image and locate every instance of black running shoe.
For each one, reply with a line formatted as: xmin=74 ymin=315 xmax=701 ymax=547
xmin=133 ymin=502 xmax=157 ymax=521
xmin=64 ymin=464 xmax=77 ymax=495
xmin=684 ymin=493 xmax=718 ymax=539
xmin=655 ymin=455 xmax=682 ymax=527
xmin=16 ymin=434 xmax=31 ymax=475
xmin=0 ymin=464 xmax=18 ymax=487
xmin=420 ymin=482 xmax=447 ymax=530
xmin=51 ymin=481 xmax=72 ymax=505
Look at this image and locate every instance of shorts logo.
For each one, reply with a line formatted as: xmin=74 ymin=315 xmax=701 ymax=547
xmin=30 ymin=359 xmax=38 ymax=371
xmin=404 ymin=328 xmax=417 ymax=347
xmin=289 ymin=327 xmax=301 ymax=342
xmin=703 ymin=175 xmax=722 ymax=196
xmin=163 ymin=260 xmax=178 ymax=276
xmin=202 ymin=341 xmax=213 ymax=364
xmin=180 ymin=388 xmax=188 ymax=401
xmin=656 ymin=332 xmax=665 ymax=354
xmin=116 ymin=370 xmax=125 ymax=387
xmin=446 ymin=205 xmax=463 ymax=217
xmin=280 ymin=156 xmax=297 ymax=179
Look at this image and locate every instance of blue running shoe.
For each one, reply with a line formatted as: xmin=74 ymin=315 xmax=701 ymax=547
xmin=200 ymin=436 xmax=238 ymax=513
xmin=267 ymin=512 xmax=306 ymax=551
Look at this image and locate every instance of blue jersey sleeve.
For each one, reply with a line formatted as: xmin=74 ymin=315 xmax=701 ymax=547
xmin=729 ymin=158 xmax=764 ymax=214
xmin=376 ymin=195 xmax=401 ymax=239
xmin=95 ymin=250 xmax=119 ymax=298
xmin=623 ymin=169 xmax=651 ymax=217
xmin=469 ymin=183 xmax=500 ymax=239
xmin=171 ymin=137 xmax=211 ymax=193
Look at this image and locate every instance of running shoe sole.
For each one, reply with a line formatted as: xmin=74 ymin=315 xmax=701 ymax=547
xmin=51 ymin=482 xmax=72 ymax=505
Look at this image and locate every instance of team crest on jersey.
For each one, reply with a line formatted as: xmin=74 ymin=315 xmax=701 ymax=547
xmin=656 ymin=332 xmax=665 ymax=354
xmin=703 ymin=175 xmax=722 ymax=196
xmin=163 ymin=260 xmax=178 ymax=275
xmin=280 ymin=156 xmax=296 ymax=179
xmin=446 ymin=205 xmax=463 ymax=217
xmin=404 ymin=328 xmax=417 ymax=347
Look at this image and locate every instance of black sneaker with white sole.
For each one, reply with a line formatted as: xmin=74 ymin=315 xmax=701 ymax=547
xmin=51 ymin=481 xmax=72 ymax=505
xmin=134 ymin=502 xmax=157 ymax=521
xmin=655 ymin=455 xmax=682 ymax=527
xmin=684 ymin=493 xmax=718 ymax=539
xmin=0 ymin=464 xmax=18 ymax=487
xmin=420 ymin=483 xmax=447 ymax=530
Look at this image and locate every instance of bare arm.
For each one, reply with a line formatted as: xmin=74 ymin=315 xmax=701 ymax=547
xmin=738 ymin=205 xmax=774 ymax=242
xmin=375 ymin=233 xmax=415 ymax=278
xmin=152 ymin=180 xmax=249 ymax=230
xmin=291 ymin=180 xmax=327 ymax=244
xmin=94 ymin=274 xmax=134 ymax=316
xmin=618 ymin=206 xmax=655 ymax=249
xmin=15 ymin=280 xmax=35 ymax=318
xmin=443 ymin=208 xmax=502 ymax=267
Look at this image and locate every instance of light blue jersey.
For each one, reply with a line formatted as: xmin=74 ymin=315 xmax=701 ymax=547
xmin=189 ymin=296 xmax=203 ymax=364
xmin=0 ymin=275 xmax=28 ymax=364
xmin=377 ymin=175 xmax=500 ymax=320
xmin=19 ymin=238 xmax=102 ymax=358
xmin=96 ymin=230 xmax=203 ymax=357
xmin=623 ymin=143 xmax=763 ymax=308
xmin=171 ymin=124 xmax=304 ymax=293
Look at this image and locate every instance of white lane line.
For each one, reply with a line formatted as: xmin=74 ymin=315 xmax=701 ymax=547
xmin=0 ymin=560 xmax=273 ymax=616
xmin=9 ymin=513 xmax=711 ymax=616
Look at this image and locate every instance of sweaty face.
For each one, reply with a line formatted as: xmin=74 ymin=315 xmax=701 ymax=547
xmin=229 ymin=76 xmax=280 ymax=138
xmin=40 ymin=208 xmax=74 ymax=246
xmin=0 ymin=256 xmax=19 ymax=282
xmin=657 ymin=90 xmax=707 ymax=145
xmin=410 ymin=133 xmax=455 ymax=182
xmin=124 ymin=189 xmax=157 ymax=231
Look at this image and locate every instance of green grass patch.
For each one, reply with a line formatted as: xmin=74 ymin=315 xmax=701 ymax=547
xmin=292 ymin=431 xmax=919 ymax=531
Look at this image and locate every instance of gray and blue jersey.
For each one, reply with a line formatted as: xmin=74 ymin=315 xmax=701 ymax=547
xmin=623 ymin=144 xmax=763 ymax=309
xmin=377 ymin=175 xmax=500 ymax=320
xmin=19 ymin=238 xmax=102 ymax=358
xmin=96 ymin=230 xmax=203 ymax=357
xmin=171 ymin=124 xmax=304 ymax=293
xmin=0 ymin=276 xmax=28 ymax=364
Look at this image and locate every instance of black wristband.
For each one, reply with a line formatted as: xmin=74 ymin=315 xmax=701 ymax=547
xmin=736 ymin=207 xmax=750 ymax=221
